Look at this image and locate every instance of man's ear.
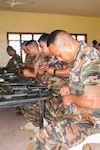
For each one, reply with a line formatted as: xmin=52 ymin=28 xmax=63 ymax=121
xmin=64 ymin=41 xmax=72 ymax=50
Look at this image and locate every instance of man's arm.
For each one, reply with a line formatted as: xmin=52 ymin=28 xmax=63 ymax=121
xmin=46 ymin=66 xmax=70 ymax=77
xmin=23 ymin=69 xmax=36 ymax=78
xmin=69 ymin=94 xmax=100 ymax=109
xmin=65 ymin=85 xmax=100 ymax=109
xmin=53 ymin=66 xmax=70 ymax=77
xmin=60 ymin=85 xmax=100 ymax=109
xmin=25 ymin=63 xmax=34 ymax=69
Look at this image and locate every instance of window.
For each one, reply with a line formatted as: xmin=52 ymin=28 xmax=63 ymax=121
xmin=7 ymin=32 xmax=87 ymax=62
xmin=7 ymin=32 xmax=43 ymax=62
xmin=71 ymin=34 xmax=87 ymax=42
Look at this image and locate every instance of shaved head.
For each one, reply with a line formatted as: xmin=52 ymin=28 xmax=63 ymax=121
xmin=47 ymin=30 xmax=74 ymax=47
xmin=47 ymin=30 xmax=80 ymax=63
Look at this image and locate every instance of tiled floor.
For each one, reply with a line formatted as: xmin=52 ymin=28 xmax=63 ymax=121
xmin=0 ymin=107 xmax=33 ymax=150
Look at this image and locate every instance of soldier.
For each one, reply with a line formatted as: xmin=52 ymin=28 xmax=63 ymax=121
xmin=20 ymin=41 xmax=34 ymax=71
xmin=23 ymin=40 xmax=42 ymax=77
xmin=38 ymin=34 xmax=70 ymax=124
xmin=21 ymin=33 xmax=70 ymax=129
xmin=27 ymin=30 xmax=100 ymax=150
xmin=21 ymin=39 xmax=44 ymax=128
xmin=6 ymin=46 xmax=21 ymax=75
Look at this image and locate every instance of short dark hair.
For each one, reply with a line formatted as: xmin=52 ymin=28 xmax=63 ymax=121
xmin=47 ymin=30 xmax=62 ymax=47
xmin=38 ymin=33 xmax=49 ymax=43
xmin=21 ymin=41 xmax=27 ymax=46
xmin=47 ymin=30 xmax=70 ymax=47
xmin=25 ymin=40 xmax=38 ymax=48
xmin=92 ymin=40 xmax=98 ymax=45
xmin=7 ymin=46 xmax=15 ymax=51
xmin=47 ymin=30 xmax=74 ymax=47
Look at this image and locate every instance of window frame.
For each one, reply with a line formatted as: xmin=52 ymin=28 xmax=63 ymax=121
xmin=70 ymin=33 xmax=87 ymax=43
xmin=7 ymin=32 xmax=43 ymax=62
xmin=7 ymin=32 xmax=87 ymax=62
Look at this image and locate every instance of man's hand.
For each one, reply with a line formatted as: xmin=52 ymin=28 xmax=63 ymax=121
xmin=60 ymin=86 xmax=70 ymax=96
xmin=60 ymin=86 xmax=71 ymax=107
xmin=46 ymin=67 xmax=54 ymax=75
xmin=38 ymin=65 xmax=49 ymax=75
xmin=21 ymin=63 xmax=26 ymax=68
xmin=23 ymin=69 xmax=33 ymax=77
xmin=62 ymin=95 xmax=71 ymax=107
xmin=37 ymin=68 xmax=45 ymax=75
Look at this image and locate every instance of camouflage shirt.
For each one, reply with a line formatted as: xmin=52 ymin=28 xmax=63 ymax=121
xmin=69 ymin=41 xmax=100 ymax=125
xmin=39 ymin=56 xmax=69 ymax=96
xmin=6 ymin=53 xmax=21 ymax=74
xmin=25 ymin=54 xmax=35 ymax=65
xmin=69 ymin=41 xmax=100 ymax=95
xmin=33 ymin=52 xmax=43 ymax=74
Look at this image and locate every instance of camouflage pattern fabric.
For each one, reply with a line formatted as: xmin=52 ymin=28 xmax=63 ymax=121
xmin=23 ymin=56 xmax=69 ymax=127
xmin=69 ymin=41 xmax=100 ymax=131
xmin=6 ymin=53 xmax=21 ymax=74
xmin=22 ymin=104 xmax=40 ymax=127
xmin=28 ymin=41 xmax=100 ymax=149
xmin=69 ymin=41 xmax=100 ymax=95
xmin=22 ymin=52 xmax=43 ymax=127
xmin=29 ymin=119 xmax=90 ymax=150
xmin=38 ymin=56 xmax=69 ymax=124
xmin=24 ymin=54 xmax=36 ymax=73
xmin=25 ymin=54 xmax=35 ymax=65
xmin=33 ymin=52 xmax=43 ymax=74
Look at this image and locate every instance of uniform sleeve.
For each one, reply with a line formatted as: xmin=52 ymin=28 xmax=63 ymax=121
xmin=6 ymin=59 xmax=12 ymax=68
xmin=81 ymin=59 xmax=100 ymax=86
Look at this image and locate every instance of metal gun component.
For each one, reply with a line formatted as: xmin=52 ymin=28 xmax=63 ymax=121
xmin=1 ymin=88 xmax=50 ymax=99
xmin=2 ymin=93 xmax=27 ymax=99
xmin=0 ymin=77 xmax=51 ymax=102
xmin=0 ymin=80 xmax=51 ymax=129
xmin=0 ymin=87 xmax=7 ymax=93
xmin=9 ymin=85 xmax=28 ymax=93
xmin=0 ymin=80 xmax=35 ymax=86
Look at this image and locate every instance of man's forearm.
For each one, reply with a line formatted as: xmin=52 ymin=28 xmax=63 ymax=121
xmin=26 ymin=64 xmax=34 ymax=69
xmin=69 ymin=94 xmax=100 ymax=109
xmin=54 ymin=66 xmax=70 ymax=77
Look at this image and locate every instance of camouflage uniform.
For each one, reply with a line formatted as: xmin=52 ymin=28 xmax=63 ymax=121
xmin=39 ymin=56 xmax=69 ymax=123
xmin=29 ymin=41 xmax=100 ymax=149
xmin=22 ymin=52 xmax=44 ymax=126
xmin=6 ymin=53 xmax=21 ymax=74
xmin=25 ymin=54 xmax=36 ymax=73
xmin=23 ymin=55 xmax=69 ymax=127
xmin=19 ymin=54 xmax=36 ymax=81
xmin=25 ymin=54 xmax=35 ymax=65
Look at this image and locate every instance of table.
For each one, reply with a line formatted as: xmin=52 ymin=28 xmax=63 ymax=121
xmin=0 ymin=81 xmax=51 ymax=129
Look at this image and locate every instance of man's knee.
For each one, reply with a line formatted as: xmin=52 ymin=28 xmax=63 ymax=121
xmin=82 ymin=143 xmax=100 ymax=150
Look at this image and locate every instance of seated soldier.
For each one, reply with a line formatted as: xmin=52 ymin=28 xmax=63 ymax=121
xmin=20 ymin=41 xmax=34 ymax=71
xmin=20 ymin=34 xmax=70 ymax=131
xmin=27 ymin=30 xmax=100 ymax=150
xmin=6 ymin=46 xmax=21 ymax=75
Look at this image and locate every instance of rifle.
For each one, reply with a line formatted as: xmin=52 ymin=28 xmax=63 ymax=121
xmin=0 ymin=80 xmax=35 ymax=86
xmin=1 ymin=89 xmax=50 ymax=100
xmin=2 ymin=72 xmax=19 ymax=81
xmin=0 ymin=81 xmax=50 ymax=100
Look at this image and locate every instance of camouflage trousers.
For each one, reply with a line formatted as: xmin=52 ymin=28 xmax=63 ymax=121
xmin=22 ymin=104 xmax=40 ymax=127
xmin=22 ymin=96 xmax=66 ymax=127
xmin=27 ymin=119 xmax=90 ymax=150
xmin=27 ymin=110 xmax=100 ymax=150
